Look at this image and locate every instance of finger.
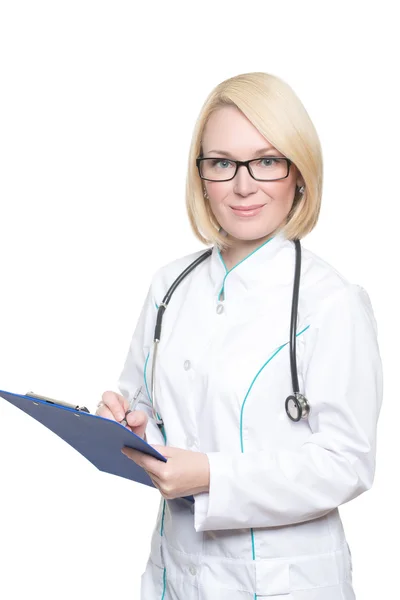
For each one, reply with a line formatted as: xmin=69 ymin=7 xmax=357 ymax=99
xmin=148 ymin=473 xmax=162 ymax=487
xmin=126 ymin=410 xmax=148 ymax=428
xmin=102 ymin=390 xmax=129 ymax=416
xmin=121 ymin=447 xmax=145 ymax=466
xmin=97 ymin=406 xmax=115 ymax=421
xmin=101 ymin=391 xmax=127 ymax=421
xmin=126 ymin=410 xmax=148 ymax=438
xmin=121 ymin=448 xmax=163 ymax=476
xmin=152 ymin=444 xmax=170 ymax=456
xmin=141 ymin=459 xmax=165 ymax=477
xmin=148 ymin=474 xmax=175 ymax=499
xmin=142 ymin=468 xmax=164 ymax=491
xmin=152 ymin=445 xmax=178 ymax=461
xmin=147 ymin=474 xmax=162 ymax=493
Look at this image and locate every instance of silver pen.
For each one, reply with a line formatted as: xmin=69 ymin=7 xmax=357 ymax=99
xmin=119 ymin=386 xmax=142 ymax=427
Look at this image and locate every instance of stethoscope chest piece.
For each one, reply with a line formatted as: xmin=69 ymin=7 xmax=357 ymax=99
xmin=285 ymin=393 xmax=310 ymax=422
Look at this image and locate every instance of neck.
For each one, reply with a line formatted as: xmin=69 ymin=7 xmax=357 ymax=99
xmin=220 ymin=233 xmax=275 ymax=271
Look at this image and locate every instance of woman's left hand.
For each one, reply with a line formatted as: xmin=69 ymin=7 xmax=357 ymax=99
xmin=121 ymin=445 xmax=210 ymax=499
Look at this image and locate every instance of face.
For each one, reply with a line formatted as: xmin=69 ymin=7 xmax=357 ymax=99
xmin=201 ymin=105 xmax=304 ymax=250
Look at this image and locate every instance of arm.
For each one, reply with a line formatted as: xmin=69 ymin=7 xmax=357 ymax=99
xmin=194 ymin=284 xmax=383 ymax=531
xmin=117 ymin=278 xmax=166 ymax=446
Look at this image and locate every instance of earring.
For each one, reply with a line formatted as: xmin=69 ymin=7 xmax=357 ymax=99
xmin=203 ymin=187 xmax=209 ymax=199
xmin=298 ymin=185 xmax=305 ymax=194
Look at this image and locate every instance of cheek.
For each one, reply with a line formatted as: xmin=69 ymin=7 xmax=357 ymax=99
xmin=207 ymin=182 xmax=231 ymax=211
xmin=260 ymin=182 xmax=295 ymax=205
xmin=207 ymin=181 xmax=231 ymax=201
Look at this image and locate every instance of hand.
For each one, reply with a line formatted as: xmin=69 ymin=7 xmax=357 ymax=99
xmin=97 ymin=390 xmax=148 ymax=440
xmin=121 ymin=445 xmax=210 ymax=499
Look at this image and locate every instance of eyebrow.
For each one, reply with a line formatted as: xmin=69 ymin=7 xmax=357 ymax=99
xmin=205 ymin=147 xmax=277 ymax=158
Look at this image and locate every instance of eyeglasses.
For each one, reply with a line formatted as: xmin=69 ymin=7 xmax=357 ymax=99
xmin=196 ymin=156 xmax=292 ymax=182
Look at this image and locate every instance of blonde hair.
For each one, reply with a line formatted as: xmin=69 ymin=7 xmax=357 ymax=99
xmin=185 ymin=72 xmax=323 ymax=250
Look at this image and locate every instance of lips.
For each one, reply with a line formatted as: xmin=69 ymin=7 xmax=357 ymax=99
xmin=230 ymin=204 xmax=265 ymax=218
xmin=230 ymin=204 xmax=265 ymax=210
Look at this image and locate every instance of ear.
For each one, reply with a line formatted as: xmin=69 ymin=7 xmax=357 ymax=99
xmin=292 ymin=164 xmax=304 ymax=189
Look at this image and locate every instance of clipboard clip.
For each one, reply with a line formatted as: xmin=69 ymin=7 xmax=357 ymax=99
xmin=26 ymin=391 xmax=90 ymax=413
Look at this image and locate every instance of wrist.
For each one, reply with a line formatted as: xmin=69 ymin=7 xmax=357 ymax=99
xmin=198 ymin=453 xmax=210 ymax=493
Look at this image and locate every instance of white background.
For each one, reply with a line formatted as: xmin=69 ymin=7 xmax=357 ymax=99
xmin=0 ymin=1 xmax=397 ymax=598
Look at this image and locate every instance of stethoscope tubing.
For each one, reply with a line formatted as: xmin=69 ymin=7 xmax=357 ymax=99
xmin=150 ymin=239 xmax=309 ymax=426
xmin=290 ymin=239 xmax=301 ymax=395
xmin=151 ymin=249 xmax=212 ymax=424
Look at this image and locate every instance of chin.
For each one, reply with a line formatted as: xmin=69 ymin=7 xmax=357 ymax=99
xmin=224 ymin=223 xmax=274 ymax=241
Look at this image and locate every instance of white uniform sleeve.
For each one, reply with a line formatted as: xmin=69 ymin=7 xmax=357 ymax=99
xmin=194 ymin=283 xmax=383 ymax=531
xmin=117 ymin=278 xmax=166 ymax=446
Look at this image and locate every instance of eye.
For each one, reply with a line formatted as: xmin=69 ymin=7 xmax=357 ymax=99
xmin=210 ymin=159 xmax=234 ymax=169
xmin=257 ymin=157 xmax=279 ymax=167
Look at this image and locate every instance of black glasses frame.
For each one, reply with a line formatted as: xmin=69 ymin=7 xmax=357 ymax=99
xmin=196 ymin=156 xmax=292 ymax=182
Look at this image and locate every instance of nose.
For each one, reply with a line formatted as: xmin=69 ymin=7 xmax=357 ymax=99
xmin=233 ymin=163 xmax=258 ymax=196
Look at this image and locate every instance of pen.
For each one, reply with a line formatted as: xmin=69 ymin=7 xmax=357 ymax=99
xmin=119 ymin=386 xmax=142 ymax=427
xmin=26 ymin=391 xmax=90 ymax=413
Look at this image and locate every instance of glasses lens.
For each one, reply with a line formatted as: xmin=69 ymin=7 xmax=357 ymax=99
xmin=249 ymin=158 xmax=288 ymax=180
xmin=200 ymin=158 xmax=236 ymax=180
xmin=199 ymin=157 xmax=289 ymax=181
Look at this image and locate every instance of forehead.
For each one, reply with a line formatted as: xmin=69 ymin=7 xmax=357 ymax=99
xmin=202 ymin=105 xmax=276 ymax=153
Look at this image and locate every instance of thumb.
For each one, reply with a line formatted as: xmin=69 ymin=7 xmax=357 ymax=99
xmin=153 ymin=444 xmax=173 ymax=456
xmin=126 ymin=410 xmax=148 ymax=438
xmin=126 ymin=409 xmax=148 ymax=425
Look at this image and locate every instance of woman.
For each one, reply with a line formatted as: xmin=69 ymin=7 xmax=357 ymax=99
xmin=97 ymin=72 xmax=383 ymax=599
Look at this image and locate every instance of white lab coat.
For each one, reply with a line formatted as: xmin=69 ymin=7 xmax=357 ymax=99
xmin=118 ymin=230 xmax=383 ymax=600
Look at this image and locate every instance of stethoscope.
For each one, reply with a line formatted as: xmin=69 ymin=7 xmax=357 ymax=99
xmin=150 ymin=238 xmax=310 ymax=428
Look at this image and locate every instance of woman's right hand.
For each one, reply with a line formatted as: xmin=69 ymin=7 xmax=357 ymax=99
xmin=96 ymin=390 xmax=148 ymax=441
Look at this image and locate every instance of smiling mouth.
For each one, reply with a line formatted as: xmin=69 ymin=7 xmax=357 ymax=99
xmin=230 ymin=204 xmax=266 ymax=211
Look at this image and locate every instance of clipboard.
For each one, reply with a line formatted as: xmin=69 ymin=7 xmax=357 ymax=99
xmin=0 ymin=389 xmax=194 ymax=503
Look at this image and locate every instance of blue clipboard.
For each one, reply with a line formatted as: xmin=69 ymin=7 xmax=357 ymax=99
xmin=0 ymin=389 xmax=194 ymax=503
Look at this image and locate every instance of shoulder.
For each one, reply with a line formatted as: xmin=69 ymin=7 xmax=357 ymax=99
xmin=299 ymin=242 xmax=377 ymax=334
xmin=150 ymin=246 xmax=212 ymax=301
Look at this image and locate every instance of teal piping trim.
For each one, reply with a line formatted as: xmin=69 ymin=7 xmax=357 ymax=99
xmin=144 ymin=350 xmax=168 ymax=598
xmin=144 ymin=350 xmax=152 ymax=402
xmin=218 ymin=250 xmax=228 ymax=273
xmin=239 ymin=324 xmax=310 ymax=453
xmin=161 ymin=566 xmax=167 ymax=599
xmin=217 ymin=236 xmax=275 ymax=301
xmin=160 ymin=499 xmax=167 ymax=598
xmin=144 ymin=350 xmax=166 ymax=440
xmin=251 ymin=529 xmax=256 ymax=560
xmin=239 ymin=323 xmax=310 ymax=600
xmin=160 ymin=498 xmax=167 ymax=535
xmin=155 ymin=301 xmax=159 ymax=310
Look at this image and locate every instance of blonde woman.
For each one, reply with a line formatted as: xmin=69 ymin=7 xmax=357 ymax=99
xmin=97 ymin=72 xmax=383 ymax=599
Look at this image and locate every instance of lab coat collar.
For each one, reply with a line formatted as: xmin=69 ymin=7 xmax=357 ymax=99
xmin=208 ymin=228 xmax=292 ymax=299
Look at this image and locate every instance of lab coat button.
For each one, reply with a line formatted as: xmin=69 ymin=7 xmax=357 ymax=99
xmin=216 ymin=303 xmax=224 ymax=314
xmin=189 ymin=565 xmax=197 ymax=576
xmin=184 ymin=360 xmax=191 ymax=370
